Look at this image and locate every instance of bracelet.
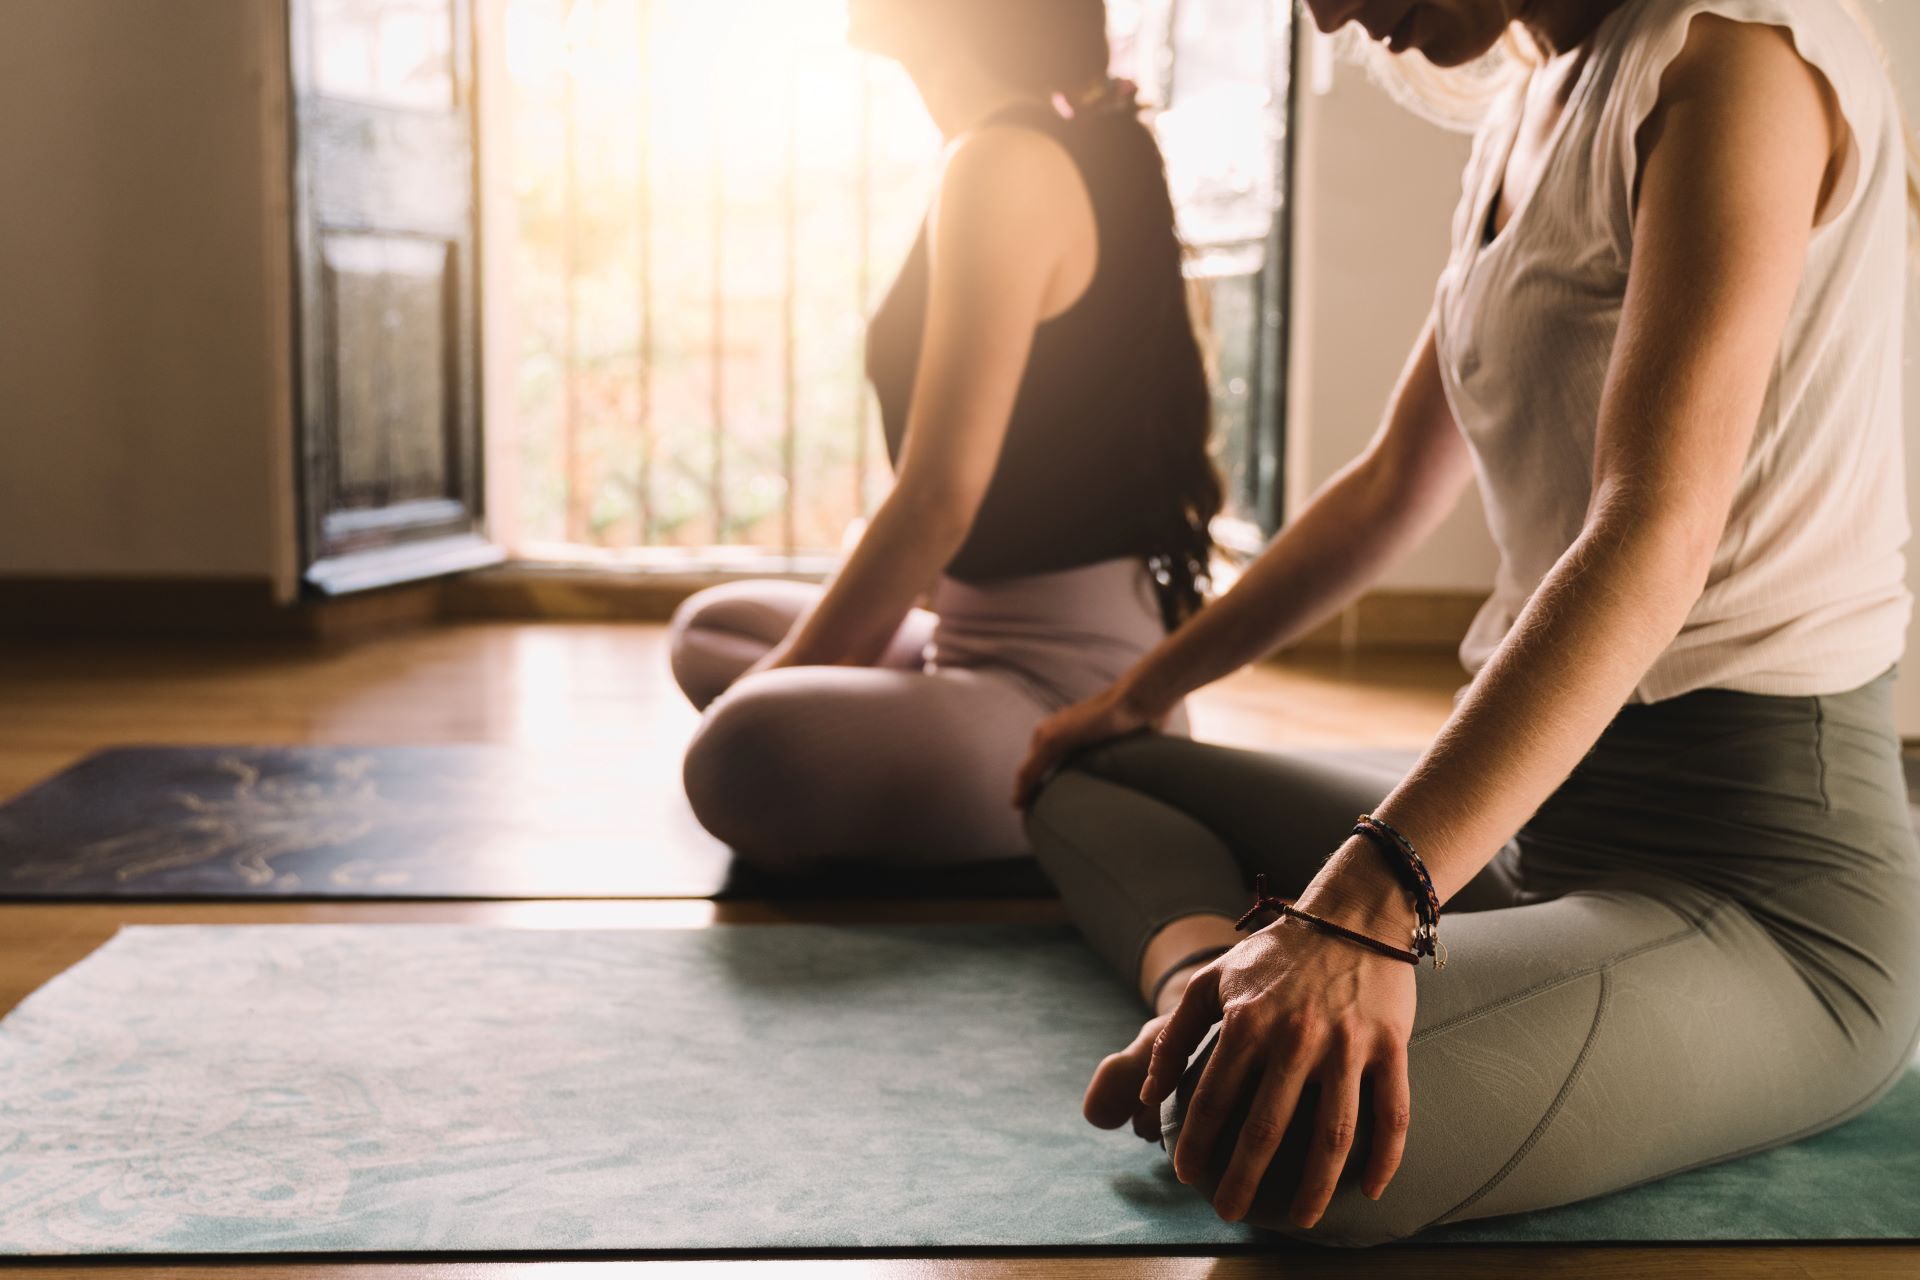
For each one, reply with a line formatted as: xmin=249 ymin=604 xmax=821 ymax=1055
xmin=1352 ymin=814 xmax=1447 ymax=970
xmin=1232 ymin=875 xmax=1419 ymax=966
xmin=1148 ymin=945 xmax=1232 ymax=1008
xmin=1279 ymin=903 xmax=1419 ymax=966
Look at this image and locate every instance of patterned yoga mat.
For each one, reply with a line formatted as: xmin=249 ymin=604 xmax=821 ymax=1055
xmin=0 ymin=746 xmax=1052 ymax=900
xmin=0 ymin=923 xmax=1914 ymax=1255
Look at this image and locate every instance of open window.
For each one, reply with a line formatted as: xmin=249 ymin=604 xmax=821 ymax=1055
xmin=289 ymin=0 xmax=501 ymax=594
xmin=284 ymin=0 xmax=1296 ymax=589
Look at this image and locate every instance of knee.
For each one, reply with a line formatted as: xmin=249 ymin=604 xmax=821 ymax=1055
xmin=1023 ymin=768 xmax=1100 ymax=866
xmin=667 ymin=586 xmax=734 ymax=709
xmin=682 ymin=687 xmax=835 ymax=869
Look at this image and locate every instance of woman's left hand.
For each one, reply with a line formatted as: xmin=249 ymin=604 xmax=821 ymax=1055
xmin=1140 ymin=909 xmax=1417 ymax=1227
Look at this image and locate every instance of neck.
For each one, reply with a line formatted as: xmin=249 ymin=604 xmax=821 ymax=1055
xmin=1515 ymin=0 xmax=1629 ymax=55
xmin=905 ymin=58 xmax=1049 ymax=140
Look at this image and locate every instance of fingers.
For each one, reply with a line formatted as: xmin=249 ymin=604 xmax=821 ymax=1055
xmin=1140 ymin=967 xmax=1221 ymax=1108
xmin=1360 ymin=1045 xmax=1412 ymax=1201
xmin=1169 ymin=1023 xmax=1255 ymax=1184
xmin=1132 ymin=1102 xmax=1162 ymax=1143
xmin=1011 ymin=724 xmax=1061 ymax=809
xmin=1288 ymin=1041 xmax=1363 ymax=1229
xmin=1211 ymin=1054 xmax=1309 ymax=1221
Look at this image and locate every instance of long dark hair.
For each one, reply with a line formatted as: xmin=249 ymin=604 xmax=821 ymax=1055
xmin=950 ymin=0 xmax=1223 ymax=629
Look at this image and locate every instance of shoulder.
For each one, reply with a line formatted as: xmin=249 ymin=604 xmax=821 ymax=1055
xmin=1613 ymin=0 xmax=1875 ymax=141
xmin=940 ymin=118 xmax=1090 ymax=217
xmin=1610 ymin=1 xmax=1860 ymax=222
xmin=933 ymin=119 xmax=1086 ymax=234
xmin=1654 ymin=7 xmax=1832 ymax=101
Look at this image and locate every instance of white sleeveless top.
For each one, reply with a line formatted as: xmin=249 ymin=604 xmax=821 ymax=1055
xmin=1433 ymin=0 xmax=1912 ymax=701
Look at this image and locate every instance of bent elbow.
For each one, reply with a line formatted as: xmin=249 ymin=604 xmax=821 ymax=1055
xmin=1587 ymin=483 xmax=1725 ymax=587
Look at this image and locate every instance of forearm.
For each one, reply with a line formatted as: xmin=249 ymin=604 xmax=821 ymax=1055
xmin=1120 ymin=452 xmax=1454 ymax=716
xmin=778 ymin=490 xmax=968 ymax=668
xmin=1299 ymin=503 xmax=1714 ymax=932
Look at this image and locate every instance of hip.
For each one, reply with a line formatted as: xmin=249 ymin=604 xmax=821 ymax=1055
xmin=1519 ymin=668 xmax=1919 ymax=896
xmin=926 ymin=556 xmax=1170 ymax=706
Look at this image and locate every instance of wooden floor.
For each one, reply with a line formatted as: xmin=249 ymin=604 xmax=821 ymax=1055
xmin=0 ymin=623 xmax=1908 ymax=1278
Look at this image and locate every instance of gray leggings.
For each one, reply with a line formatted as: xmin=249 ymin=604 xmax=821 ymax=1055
xmin=1026 ymin=670 xmax=1920 ymax=1246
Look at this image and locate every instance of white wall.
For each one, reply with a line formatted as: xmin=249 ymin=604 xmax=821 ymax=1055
xmin=1285 ymin=39 xmax=1498 ymax=592
xmin=0 ymin=1 xmax=296 ymax=590
xmin=1872 ymin=3 xmax=1920 ymax=733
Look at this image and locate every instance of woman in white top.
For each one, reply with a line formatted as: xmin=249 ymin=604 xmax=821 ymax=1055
xmin=1015 ymin=0 xmax=1920 ymax=1245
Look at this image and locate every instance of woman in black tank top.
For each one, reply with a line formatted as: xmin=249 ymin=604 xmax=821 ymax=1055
xmin=667 ymin=0 xmax=1220 ymax=872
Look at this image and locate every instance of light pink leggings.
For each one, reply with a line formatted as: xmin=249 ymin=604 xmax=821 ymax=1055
xmin=669 ymin=557 xmax=1187 ymax=872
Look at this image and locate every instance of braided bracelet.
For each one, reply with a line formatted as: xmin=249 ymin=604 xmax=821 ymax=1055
xmin=1232 ymin=875 xmax=1420 ymax=966
xmin=1352 ymin=814 xmax=1447 ymax=969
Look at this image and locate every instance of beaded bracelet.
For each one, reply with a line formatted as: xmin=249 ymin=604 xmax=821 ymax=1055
xmin=1351 ymin=813 xmax=1446 ymax=969
xmin=1232 ymin=875 xmax=1420 ymax=966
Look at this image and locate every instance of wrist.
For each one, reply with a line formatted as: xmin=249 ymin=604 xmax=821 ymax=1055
xmin=1293 ymin=839 xmax=1422 ymax=949
xmin=1114 ymin=666 xmax=1176 ymax=725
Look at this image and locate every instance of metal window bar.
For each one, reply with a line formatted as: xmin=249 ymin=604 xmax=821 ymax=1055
xmin=635 ymin=0 xmax=656 ymax=543
xmin=781 ymin=49 xmax=800 ymax=554
xmin=708 ymin=62 xmax=727 ymax=543
xmin=562 ymin=40 xmax=585 ymax=544
xmin=853 ymin=61 xmax=875 ymax=523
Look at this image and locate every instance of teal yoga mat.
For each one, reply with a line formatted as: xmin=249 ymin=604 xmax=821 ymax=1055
xmin=0 ymin=924 xmax=1912 ymax=1255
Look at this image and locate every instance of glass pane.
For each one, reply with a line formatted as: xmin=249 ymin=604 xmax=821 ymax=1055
xmin=1192 ymin=274 xmax=1261 ymax=525
xmin=313 ymin=0 xmax=456 ymax=110
xmin=1159 ymin=0 xmax=1277 ymax=248
xmin=324 ymin=235 xmax=453 ymax=508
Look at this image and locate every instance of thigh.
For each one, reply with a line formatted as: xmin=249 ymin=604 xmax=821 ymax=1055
xmin=669 ymin=579 xmax=937 ymax=709
xmin=683 ymin=663 xmax=1050 ymax=866
xmin=1166 ymin=869 xmax=1920 ymax=1246
xmin=1070 ymin=735 xmax=1521 ymax=911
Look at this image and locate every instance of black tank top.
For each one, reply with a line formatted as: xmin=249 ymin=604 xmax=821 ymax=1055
xmin=864 ymin=100 xmax=1210 ymax=587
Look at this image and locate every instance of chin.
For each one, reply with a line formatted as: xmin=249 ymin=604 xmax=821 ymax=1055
xmin=1402 ymin=21 xmax=1501 ymax=68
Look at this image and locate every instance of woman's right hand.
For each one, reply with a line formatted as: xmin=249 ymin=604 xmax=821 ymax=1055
xmin=1013 ymin=681 xmax=1167 ymax=808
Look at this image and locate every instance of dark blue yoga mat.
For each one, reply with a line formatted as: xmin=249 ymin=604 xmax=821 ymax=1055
xmin=0 ymin=923 xmax=1912 ymax=1255
xmin=0 ymin=746 xmax=1052 ymax=900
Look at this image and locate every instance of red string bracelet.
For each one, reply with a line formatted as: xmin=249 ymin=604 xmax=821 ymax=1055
xmin=1233 ymin=874 xmax=1420 ymax=967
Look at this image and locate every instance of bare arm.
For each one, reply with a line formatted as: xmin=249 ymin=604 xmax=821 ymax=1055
xmin=762 ymin=125 xmax=1091 ymax=670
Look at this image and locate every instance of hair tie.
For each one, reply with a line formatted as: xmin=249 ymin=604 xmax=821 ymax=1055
xmin=1066 ymin=75 xmax=1143 ymax=118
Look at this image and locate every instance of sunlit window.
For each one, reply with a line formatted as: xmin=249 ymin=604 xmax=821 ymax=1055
xmin=502 ymin=0 xmax=1290 ymax=565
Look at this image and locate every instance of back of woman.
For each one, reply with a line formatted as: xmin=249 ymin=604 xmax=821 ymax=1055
xmin=868 ymin=97 xmax=1215 ymax=596
xmin=667 ymin=0 xmax=1220 ymax=872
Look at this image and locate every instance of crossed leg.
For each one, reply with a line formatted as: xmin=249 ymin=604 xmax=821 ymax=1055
xmin=671 ymin=580 xmax=1067 ymax=868
xmin=1027 ymin=734 xmax=1920 ymax=1245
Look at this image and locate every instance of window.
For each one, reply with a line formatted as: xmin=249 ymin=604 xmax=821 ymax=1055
xmin=499 ymin=0 xmax=1294 ymax=567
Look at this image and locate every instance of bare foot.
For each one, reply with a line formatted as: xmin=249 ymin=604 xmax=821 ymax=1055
xmin=1083 ymin=1013 xmax=1170 ymax=1141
